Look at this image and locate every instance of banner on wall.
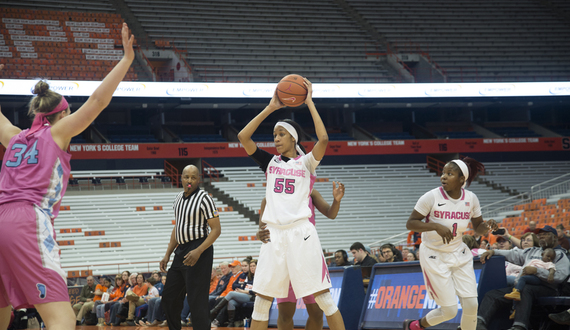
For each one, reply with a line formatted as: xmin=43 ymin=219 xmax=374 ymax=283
xmin=0 ymin=137 xmax=566 ymax=160
xmin=360 ymin=262 xmax=483 ymax=330
xmin=0 ymin=79 xmax=569 ymax=98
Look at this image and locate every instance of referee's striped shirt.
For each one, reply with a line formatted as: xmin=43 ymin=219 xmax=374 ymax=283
xmin=173 ymin=188 xmax=219 ymax=244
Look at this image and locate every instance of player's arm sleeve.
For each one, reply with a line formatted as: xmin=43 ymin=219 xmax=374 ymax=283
xmin=248 ymin=147 xmax=274 ymax=173
xmin=535 ymin=251 xmax=569 ymax=284
xmin=493 ymin=248 xmax=526 ymax=265
xmin=303 ymin=152 xmax=320 ymax=174
xmin=413 ymin=191 xmax=434 ymax=217
xmin=471 ymin=194 xmax=482 ymax=218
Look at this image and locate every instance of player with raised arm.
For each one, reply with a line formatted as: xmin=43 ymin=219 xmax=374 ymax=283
xmin=404 ymin=158 xmax=498 ymax=330
xmin=0 ymin=24 xmax=134 ymax=330
xmin=237 ymin=78 xmax=346 ymax=330
xmin=257 ymin=182 xmax=345 ymax=330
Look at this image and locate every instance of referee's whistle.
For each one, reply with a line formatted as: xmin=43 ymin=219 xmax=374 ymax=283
xmin=187 ymin=184 xmax=192 ymax=188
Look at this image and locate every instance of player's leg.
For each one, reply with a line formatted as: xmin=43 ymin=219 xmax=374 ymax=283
xmin=0 ymin=305 xmax=12 ymax=330
xmin=305 ymin=302 xmax=324 ymax=330
xmin=452 ymin=246 xmax=480 ymax=330
xmin=35 ymin=301 xmax=76 ymax=330
xmin=404 ymin=245 xmax=458 ymax=330
xmin=277 ymin=302 xmax=296 ymax=330
xmin=276 ymin=283 xmax=298 ymax=330
xmin=251 ymin=294 xmax=274 ymax=330
xmin=251 ymin=225 xmax=290 ymax=330
xmin=313 ymin=289 xmax=344 ymax=330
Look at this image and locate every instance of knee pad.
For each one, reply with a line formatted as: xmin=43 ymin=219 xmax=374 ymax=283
xmin=459 ymin=297 xmax=478 ymax=330
xmin=314 ymin=292 xmax=338 ymax=316
xmin=252 ymin=296 xmax=272 ymax=321
xmin=426 ymin=304 xmax=458 ymax=325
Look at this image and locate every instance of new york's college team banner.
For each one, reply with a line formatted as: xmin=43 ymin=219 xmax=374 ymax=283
xmin=0 ymin=137 xmax=567 ymax=160
xmin=0 ymin=79 xmax=570 ymax=98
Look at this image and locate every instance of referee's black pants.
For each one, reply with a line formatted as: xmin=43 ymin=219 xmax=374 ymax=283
xmin=162 ymin=238 xmax=213 ymax=330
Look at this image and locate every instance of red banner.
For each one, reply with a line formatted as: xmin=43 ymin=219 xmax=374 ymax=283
xmin=0 ymin=137 xmax=568 ymax=160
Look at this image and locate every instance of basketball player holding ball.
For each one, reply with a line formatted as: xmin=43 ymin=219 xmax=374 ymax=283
xmin=404 ymin=158 xmax=498 ymax=330
xmin=237 ymin=77 xmax=346 ymax=330
xmin=0 ymin=24 xmax=134 ymax=330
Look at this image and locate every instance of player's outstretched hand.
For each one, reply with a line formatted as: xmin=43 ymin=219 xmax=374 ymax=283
xmin=268 ymin=90 xmax=285 ymax=112
xmin=304 ymin=78 xmax=313 ymax=105
xmin=183 ymin=249 xmax=202 ymax=266
xmin=121 ymin=23 xmax=135 ymax=62
xmin=159 ymin=256 xmax=170 ymax=273
xmin=480 ymin=250 xmax=495 ymax=264
xmin=332 ymin=181 xmax=345 ymax=202
xmin=434 ymin=223 xmax=454 ymax=244
xmin=257 ymin=224 xmax=271 ymax=243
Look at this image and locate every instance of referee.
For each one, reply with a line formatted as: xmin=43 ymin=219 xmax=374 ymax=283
xmin=160 ymin=165 xmax=221 ymax=330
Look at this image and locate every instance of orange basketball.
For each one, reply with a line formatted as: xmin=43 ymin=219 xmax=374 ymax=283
xmin=276 ymin=74 xmax=308 ymax=107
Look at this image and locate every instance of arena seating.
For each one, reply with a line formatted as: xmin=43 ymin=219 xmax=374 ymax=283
xmin=346 ymin=0 xmax=570 ymax=82
xmin=482 ymin=161 xmax=570 ymax=195
xmin=500 ymin=198 xmax=570 ymax=236
xmin=212 ymin=164 xmax=513 ymax=250
xmin=0 ymin=6 xmax=138 ymax=80
xmin=123 ymin=0 xmax=394 ymax=83
xmin=56 ymin=191 xmax=261 ymax=275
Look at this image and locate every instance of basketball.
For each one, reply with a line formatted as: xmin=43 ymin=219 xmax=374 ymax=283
xmin=276 ymin=74 xmax=308 ymax=107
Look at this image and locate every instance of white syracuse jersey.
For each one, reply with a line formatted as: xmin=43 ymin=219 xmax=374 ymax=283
xmin=414 ymin=186 xmax=481 ymax=253
xmin=263 ymin=152 xmax=318 ymax=226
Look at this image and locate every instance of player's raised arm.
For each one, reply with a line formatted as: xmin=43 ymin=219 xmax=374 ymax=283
xmin=51 ymin=23 xmax=134 ymax=144
xmin=304 ymin=78 xmax=328 ymax=161
xmin=238 ymin=91 xmax=284 ymax=155
xmin=0 ymin=65 xmax=22 ymax=147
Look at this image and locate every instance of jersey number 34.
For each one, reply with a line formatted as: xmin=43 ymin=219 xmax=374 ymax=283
xmin=5 ymin=141 xmax=39 ymax=167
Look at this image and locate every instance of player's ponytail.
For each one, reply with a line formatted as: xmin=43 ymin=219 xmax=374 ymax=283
xmin=280 ymin=119 xmax=307 ymax=154
xmin=28 ymin=80 xmax=64 ymax=123
xmin=461 ymin=157 xmax=485 ymax=187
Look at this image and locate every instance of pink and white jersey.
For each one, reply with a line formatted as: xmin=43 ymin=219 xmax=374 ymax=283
xmin=308 ymin=196 xmax=315 ymax=226
xmin=263 ymin=152 xmax=318 ymax=226
xmin=0 ymin=126 xmax=71 ymax=221
xmin=414 ymin=186 xmax=481 ymax=253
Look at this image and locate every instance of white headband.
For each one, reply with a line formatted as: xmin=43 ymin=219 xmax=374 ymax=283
xmin=274 ymin=121 xmax=305 ymax=156
xmin=451 ymin=159 xmax=469 ymax=188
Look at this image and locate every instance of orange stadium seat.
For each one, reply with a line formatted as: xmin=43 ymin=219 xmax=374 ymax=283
xmin=84 ymin=230 xmax=105 ymax=236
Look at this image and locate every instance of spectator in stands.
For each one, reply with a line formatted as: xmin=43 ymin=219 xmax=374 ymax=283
xmin=152 ymin=271 xmax=164 ymax=296
xmin=498 ymin=229 xmax=539 ymax=250
xmin=332 ymin=250 xmax=350 ymax=267
xmin=210 ymin=268 xmax=220 ymax=295
xmin=523 ymin=221 xmax=538 ymax=234
xmin=478 ymin=226 xmax=570 ymax=330
xmin=496 ymin=236 xmax=513 ymax=250
xmin=380 ymin=244 xmax=403 ymax=262
xmin=462 ymin=235 xmax=485 ymax=256
xmin=209 ymin=262 xmax=231 ymax=307
xmin=76 ymin=276 xmax=110 ymax=325
xmin=210 ymin=260 xmax=243 ymax=327
xmin=0 ymin=26 xmax=134 ymax=330
xmin=490 ymin=242 xmax=500 ymax=250
xmin=210 ymin=259 xmax=256 ymax=327
xmin=110 ymin=273 xmax=137 ymax=326
xmin=406 ymin=252 xmax=417 ymax=261
xmin=124 ymin=274 xmax=149 ymax=325
xmin=73 ymin=276 xmax=96 ymax=321
xmin=134 ymin=277 xmax=160 ymax=325
xmin=160 ymin=164 xmax=221 ymax=330
xmin=350 ymin=242 xmax=377 ymax=267
xmin=96 ymin=275 xmax=126 ymax=326
xmin=480 ymin=239 xmax=489 ymax=249
xmin=140 ymin=275 xmax=168 ymax=327
xmin=556 ymin=224 xmax=570 ymax=250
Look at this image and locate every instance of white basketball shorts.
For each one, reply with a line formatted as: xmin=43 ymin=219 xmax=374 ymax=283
xmin=419 ymin=242 xmax=478 ymax=307
xmin=252 ymin=219 xmax=331 ymax=299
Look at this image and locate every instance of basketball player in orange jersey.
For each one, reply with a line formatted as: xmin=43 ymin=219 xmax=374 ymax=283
xmin=237 ymin=78 xmax=346 ymax=330
xmin=258 ymin=182 xmax=345 ymax=330
xmin=404 ymin=158 xmax=498 ymax=330
xmin=0 ymin=24 xmax=134 ymax=330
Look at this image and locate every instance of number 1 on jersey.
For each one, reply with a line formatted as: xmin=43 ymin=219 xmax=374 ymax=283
xmin=452 ymin=223 xmax=458 ymax=237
